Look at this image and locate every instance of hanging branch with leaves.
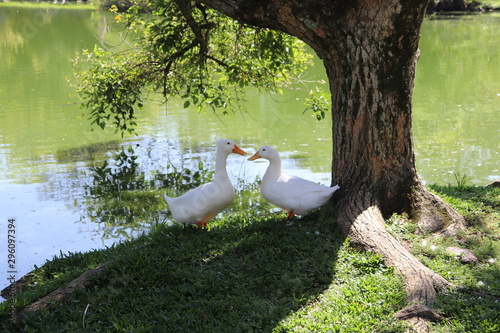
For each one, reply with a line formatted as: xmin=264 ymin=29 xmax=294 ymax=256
xmin=72 ymin=0 xmax=317 ymax=135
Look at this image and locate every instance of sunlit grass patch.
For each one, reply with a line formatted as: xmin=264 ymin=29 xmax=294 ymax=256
xmin=274 ymin=247 xmax=408 ymax=332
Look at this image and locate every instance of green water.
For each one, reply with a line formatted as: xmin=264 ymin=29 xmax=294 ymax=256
xmin=0 ymin=5 xmax=121 ymax=182
xmin=414 ymin=14 xmax=500 ymax=185
xmin=0 ymin=6 xmax=498 ymax=187
xmin=0 ymin=4 xmax=498 ymax=290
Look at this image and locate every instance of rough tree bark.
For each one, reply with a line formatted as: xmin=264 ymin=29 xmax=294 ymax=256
xmin=198 ymin=0 xmax=466 ymax=330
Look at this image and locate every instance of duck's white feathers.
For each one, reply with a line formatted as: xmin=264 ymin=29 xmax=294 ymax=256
xmin=163 ymin=178 xmax=235 ymax=224
xmin=249 ymin=145 xmax=340 ymax=217
xmin=261 ymin=174 xmax=339 ymax=216
xmin=163 ymin=139 xmax=245 ymax=226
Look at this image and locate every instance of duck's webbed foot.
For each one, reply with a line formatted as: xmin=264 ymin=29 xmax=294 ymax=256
xmin=196 ymin=221 xmax=209 ymax=229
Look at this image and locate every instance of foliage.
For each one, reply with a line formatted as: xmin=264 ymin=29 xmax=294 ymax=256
xmin=86 ymin=146 xmax=214 ymax=198
xmin=83 ymin=146 xmax=162 ymax=234
xmin=303 ymin=87 xmax=330 ymax=120
xmin=83 ymin=145 xmax=217 ymax=237
xmin=74 ymin=45 xmax=144 ymax=136
xmin=453 ymin=172 xmax=471 ymax=189
xmin=427 ymin=0 xmax=500 ymax=12
xmin=87 ymin=146 xmax=146 ymax=197
xmin=94 ymin=0 xmax=140 ymax=12
xmin=73 ymin=0 xmax=315 ymax=135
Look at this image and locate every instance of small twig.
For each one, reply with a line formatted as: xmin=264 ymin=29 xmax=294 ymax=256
xmin=82 ymin=303 xmax=90 ymax=329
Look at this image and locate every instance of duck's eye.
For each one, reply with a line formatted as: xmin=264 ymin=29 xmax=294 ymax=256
xmin=262 ymin=148 xmax=266 ymax=151
xmin=227 ymin=142 xmax=231 ymax=145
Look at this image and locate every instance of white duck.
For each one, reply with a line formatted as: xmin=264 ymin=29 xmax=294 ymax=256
xmin=164 ymin=139 xmax=246 ymax=228
xmin=248 ymin=145 xmax=340 ymax=218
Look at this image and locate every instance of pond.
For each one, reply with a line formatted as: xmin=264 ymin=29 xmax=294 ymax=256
xmin=0 ymin=4 xmax=499 ymax=294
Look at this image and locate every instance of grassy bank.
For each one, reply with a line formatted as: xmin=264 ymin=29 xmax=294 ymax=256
xmin=1 ymin=185 xmax=499 ymax=332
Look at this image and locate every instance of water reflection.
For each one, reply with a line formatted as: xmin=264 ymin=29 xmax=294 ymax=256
xmin=83 ymin=151 xmax=168 ymax=238
xmin=56 ymin=140 xmax=123 ymax=164
xmin=80 ymin=143 xmax=271 ymax=238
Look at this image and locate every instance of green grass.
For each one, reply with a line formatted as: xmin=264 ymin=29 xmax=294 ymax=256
xmin=0 ymin=212 xmax=406 ymax=332
xmin=1 ymin=185 xmax=499 ymax=332
xmin=482 ymin=0 xmax=500 ymax=8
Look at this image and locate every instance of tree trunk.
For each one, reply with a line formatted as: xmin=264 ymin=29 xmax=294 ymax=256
xmin=314 ymin=1 xmax=466 ymax=319
xmin=199 ymin=0 xmax=466 ymax=330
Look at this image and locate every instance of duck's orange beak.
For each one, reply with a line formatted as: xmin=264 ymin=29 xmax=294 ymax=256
xmin=232 ymin=144 xmax=246 ymax=156
xmin=247 ymin=152 xmax=260 ymax=161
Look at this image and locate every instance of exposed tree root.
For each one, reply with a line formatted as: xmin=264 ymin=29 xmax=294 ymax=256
xmin=394 ymin=304 xmax=444 ymax=321
xmin=334 ymin=186 xmax=466 ymax=332
xmin=1 ymin=272 xmax=37 ymax=299
xmin=15 ymin=261 xmax=113 ymax=321
xmin=412 ymin=183 xmax=466 ymax=234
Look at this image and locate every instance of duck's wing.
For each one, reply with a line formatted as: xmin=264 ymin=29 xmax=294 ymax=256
xmin=165 ymin=180 xmax=235 ymax=223
xmin=165 ymin=183 xmax=212 ymax=223
xmin=265 ymin=175 xmax=337 ymax=215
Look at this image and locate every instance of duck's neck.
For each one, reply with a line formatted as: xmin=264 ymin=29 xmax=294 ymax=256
xmin=213 ymin=150 xmax=230 ymax=182
xmin=263 ymin=156 xmax=281 ymax=181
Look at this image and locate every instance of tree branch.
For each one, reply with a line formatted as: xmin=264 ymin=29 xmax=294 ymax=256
xmin=173 ymin=0 xmax=209 ymax=65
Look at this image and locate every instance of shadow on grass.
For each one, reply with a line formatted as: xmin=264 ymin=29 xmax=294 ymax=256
xmin=2 ymin=211 xmax=344 ymax=332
